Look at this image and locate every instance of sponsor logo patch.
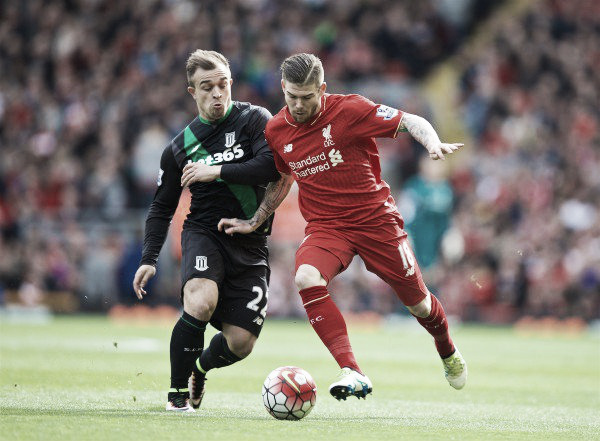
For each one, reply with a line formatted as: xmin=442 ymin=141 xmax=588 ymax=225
xmin=376 ymin=105 xmax=399 ymax=121
xmin=328 ymin=148 xmax=344 ymax=166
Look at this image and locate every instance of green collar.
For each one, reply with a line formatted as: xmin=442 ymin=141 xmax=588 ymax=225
xmin=198 ymin=102 xmax=234 ymax=125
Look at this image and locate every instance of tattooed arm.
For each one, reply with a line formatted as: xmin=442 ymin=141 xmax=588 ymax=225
xmin=399 ymin=113 xmax=464 ymax=160
xmin=218 ymin=173 xmax=295 ymax=235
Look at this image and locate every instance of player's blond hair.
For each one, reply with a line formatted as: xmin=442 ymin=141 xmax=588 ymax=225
xmin=281 ymin=53 xmax=324 ymax=88
xmin=186 ymin=50 xmax=230 ymax=87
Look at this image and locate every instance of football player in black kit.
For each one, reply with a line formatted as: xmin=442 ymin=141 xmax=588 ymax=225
xmin=132 ymin=50 xmax=280 ymax=412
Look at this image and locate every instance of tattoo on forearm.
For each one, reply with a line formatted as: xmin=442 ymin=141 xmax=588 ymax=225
xmin=401 ymin=114 xmax=441 ymax=151
xmin=250 ymin=176 xmax=293 ymax=226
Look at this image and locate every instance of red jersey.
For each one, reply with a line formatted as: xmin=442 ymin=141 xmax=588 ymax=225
xmin=265 ymin=93 xmax=405 ymax=229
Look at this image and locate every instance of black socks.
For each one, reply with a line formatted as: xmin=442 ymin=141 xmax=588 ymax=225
xmin=198 ymin=332 xmax=242 ymax=373
xmin=170 ymin=311 xmax=244 ymax=387
xmin=169 ymin=312 xmax=206 ymax=389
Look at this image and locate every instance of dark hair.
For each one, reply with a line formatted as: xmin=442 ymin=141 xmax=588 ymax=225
xmin=186 ymin=50 xmax=230 ymax=86
xmin=280 ymin=53 xmax=324 ymax=87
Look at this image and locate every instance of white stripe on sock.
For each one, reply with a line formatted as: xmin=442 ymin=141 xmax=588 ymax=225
xmin=303 ymin=293 xmax=330 ymax=307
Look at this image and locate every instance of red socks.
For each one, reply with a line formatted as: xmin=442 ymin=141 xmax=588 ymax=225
xmin=299 ymin=286 xmax=454 ymax=367
xmin=414 ymin=294 xmax=455 ymax=359
xmin=299 ymin=286 xmax=361 ymax=373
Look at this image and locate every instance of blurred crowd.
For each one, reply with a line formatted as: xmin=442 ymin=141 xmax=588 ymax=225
xmin=438 ymin=0 xmax=600 ymax=321
xmin=1 ymin=0 xmax=597 ymax=322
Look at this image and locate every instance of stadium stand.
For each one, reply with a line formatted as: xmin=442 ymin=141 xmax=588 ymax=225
xmin=0 ymin=0 xmax=597 ymax=323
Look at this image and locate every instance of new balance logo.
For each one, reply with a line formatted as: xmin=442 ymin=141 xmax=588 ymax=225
xmin=195 ymin=256 xmax=208 ymax=271
xmin=253 ymin=316 xmax=264 ymax=326
xmin=322 ymin=124 xmax=335 ymax=147
xmin=284 ymin=143 xmax=293 ymax=153
xmin=328 ymin=148 xmax=343 ymax=166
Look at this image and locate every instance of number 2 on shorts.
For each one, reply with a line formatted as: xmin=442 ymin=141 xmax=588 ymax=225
xmin=247 ymin=286 xmax=268 ymax=318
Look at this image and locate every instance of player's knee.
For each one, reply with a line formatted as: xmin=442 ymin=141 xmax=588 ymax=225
xmin=226 ymin=334 xmax=256 ymax=359
xmin=183 ymin=297 xmax=214 ymax=321
xmin=294 ymin=265 xmax=326 ymax=290
xmin=183 ymin=278 xmax=218 ymax=320
xmin=407 ymin=293 xmax=432 ymax=318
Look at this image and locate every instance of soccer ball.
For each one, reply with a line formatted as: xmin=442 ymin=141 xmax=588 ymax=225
xmin=262 ymin=366 xmax=317 ymax=420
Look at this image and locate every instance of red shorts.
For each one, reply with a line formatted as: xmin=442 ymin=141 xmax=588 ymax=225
xmin=295 ymin=218 xmax=428 ymax=307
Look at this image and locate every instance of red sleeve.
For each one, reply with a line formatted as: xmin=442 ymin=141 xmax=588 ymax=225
xmin=265 ymin=126 xmax=291 ymax=174
xmin=342 ymin=94 xmax=404 ymax=139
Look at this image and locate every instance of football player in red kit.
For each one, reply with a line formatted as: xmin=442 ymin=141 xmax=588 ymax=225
xmin=218 ymin=53 xmax=467 ymax=400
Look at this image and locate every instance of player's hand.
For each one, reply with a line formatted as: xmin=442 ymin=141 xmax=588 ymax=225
xmin=218 ymin=217 xmax=256 ymax=235
xmin=181 ymin=162 xmax=222 ymax=187
xmin=132 ymin=264 xmax=156 ymax=300
xmin=428 ymin=143 xmax=464 ymax=161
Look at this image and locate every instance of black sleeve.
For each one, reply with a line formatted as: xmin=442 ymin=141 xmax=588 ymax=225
xmin=220 ymin=107 xmax=281 ymax=185
xmin=140 ymin=145 xmax=183 ymax=266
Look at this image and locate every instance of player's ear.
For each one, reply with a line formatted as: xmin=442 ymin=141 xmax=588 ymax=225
xmin=319 ymin=82 xmax=327 ymax=95
xmin=281 ymin=79 xmax=286 ymax=92
xmin=187 ymin=86 xmax=195 ymax=97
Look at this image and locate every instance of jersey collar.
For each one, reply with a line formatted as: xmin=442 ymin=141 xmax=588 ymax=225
xmin=198 ymin=102 xmax=234 ymax=125
xmin=284 ymin=94 xmax=328 ymax=128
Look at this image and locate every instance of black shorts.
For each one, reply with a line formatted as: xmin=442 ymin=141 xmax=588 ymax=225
xmin=181 ymin=229 xmax=270 ymax=337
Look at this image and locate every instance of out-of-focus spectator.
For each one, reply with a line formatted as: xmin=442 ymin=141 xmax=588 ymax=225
xmin=400 ymin=156 xmax=454 ymax=269
xmin=1 ymin=0 xmax=494 ymax=313
xmin=7 ymin=0 xmax=596 ymax=324
xmin=449 ymin=0 xmax=600 ymax=320
xmin=81 ymin=232 xmax=123 ymax=310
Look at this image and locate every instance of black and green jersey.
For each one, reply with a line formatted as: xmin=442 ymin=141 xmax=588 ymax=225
xmin=141 ymin=101 xmax=280 ymax=266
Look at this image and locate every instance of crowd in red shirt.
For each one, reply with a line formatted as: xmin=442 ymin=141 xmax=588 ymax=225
xmin=0 ymin=0 xmax=597 ymax=322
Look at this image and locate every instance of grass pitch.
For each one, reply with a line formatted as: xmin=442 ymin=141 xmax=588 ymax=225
xmin=1 ymin=314 xmax=598 ymax=441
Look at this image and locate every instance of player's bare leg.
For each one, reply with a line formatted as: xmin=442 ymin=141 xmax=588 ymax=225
xmin=295 ymin=264 xmax=372 ymax=400
xmin=407 ymin=292 xmax=467 ymax=389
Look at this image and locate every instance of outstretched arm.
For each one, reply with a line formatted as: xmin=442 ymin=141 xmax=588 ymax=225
xmin=135 ymin=146 xmax=182 ymax=300
xmin=399 ymin=112 xmax=464 ymax=160
xmin=218 ymin=173 xmax=295 ymax=235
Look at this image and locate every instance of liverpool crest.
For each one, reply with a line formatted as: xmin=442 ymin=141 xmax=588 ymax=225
xmin=322 ymin=124 xmax=335 ymax=148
